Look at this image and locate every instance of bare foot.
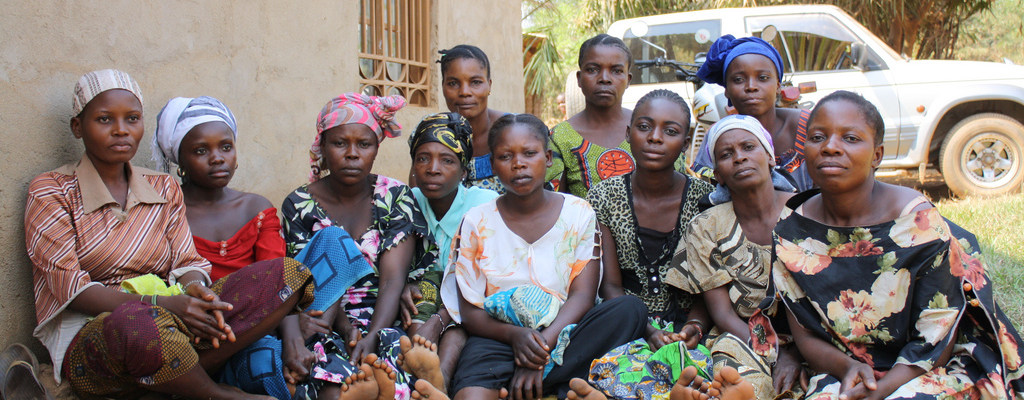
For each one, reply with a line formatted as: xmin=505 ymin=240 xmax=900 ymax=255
xmin=411 ymin=379 xmax=449 ymax=399
xmin=707 ymin=367 xmax=755 ymax=400
xmin=670 ymin=366 xmax=710 ymax=400
xmin=363 ymin=354 xmax=397 ymax=400
xmin=399 ymin=335 xmax=445 ymax=392
xmin=566 ymin=377 xmax=607 ymax=399
xmin=340 ymin=364 xmax=380 ymax=400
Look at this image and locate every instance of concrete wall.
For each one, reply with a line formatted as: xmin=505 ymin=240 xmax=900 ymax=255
xmin=0 ymin=0 xmax=523 ymax=359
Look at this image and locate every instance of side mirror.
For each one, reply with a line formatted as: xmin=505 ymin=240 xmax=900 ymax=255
xmin=694 ymin=51 xmax=707 ymax=64
xmin=629 ymin=21 xmax=649 ymax=38
xmin=760 ymin=25 xmax=778 ymax=42
xmin=850 ymin=42 xmax=866 ymax=69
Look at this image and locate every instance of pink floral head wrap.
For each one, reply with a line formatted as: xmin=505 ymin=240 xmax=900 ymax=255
xmin=310 ymin=93 xmax=406 ymax=181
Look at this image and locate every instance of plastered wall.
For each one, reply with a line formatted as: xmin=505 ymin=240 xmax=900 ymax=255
xmin=0 ymin=0 xmax=523 ymax=360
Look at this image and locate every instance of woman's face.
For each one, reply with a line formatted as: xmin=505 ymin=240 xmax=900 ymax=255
xmin=178 ymin=121 xmax=236 ymax=188
xmin=724 ymin=54 xmax=780 ymax=118
xmin=442 ymin=58 xmax=491 ymax=120
xmin=320 ymin=124 xmax=379 ymax=186
xmin=712 ymin=128 xmax=775 ymax=191
xmin=577 ymin=45 xmax=631 ymax=109
xmin=491 ymin=124 xmax=552 ymax=196
xmin=71 ymin=89 xmax=144 ymax=167
xmin=628 ymin=98 xmax=689 ymax=172
xmin=804 ymin=100 xmax=883 ymax=193
xmin=413 ymin=142 xmax=464 ymax=201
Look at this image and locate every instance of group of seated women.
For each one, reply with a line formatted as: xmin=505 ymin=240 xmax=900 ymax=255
xmin=24 ymin=32 xmax=1024 ymax=400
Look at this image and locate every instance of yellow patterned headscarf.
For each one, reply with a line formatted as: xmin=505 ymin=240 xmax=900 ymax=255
xmin=408 ymin=112 xmax=474 ymax=169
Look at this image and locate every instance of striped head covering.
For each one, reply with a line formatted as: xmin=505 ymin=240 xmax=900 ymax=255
xmin=408 ymin=112 xmax=474 ymax=170
xmin=310 ymin=93 xmax=406 ymax=181
xmin=72 ymin=69 xmax=143 ymax=117
xmin=152 ymin=96 xmax=238 ymax=172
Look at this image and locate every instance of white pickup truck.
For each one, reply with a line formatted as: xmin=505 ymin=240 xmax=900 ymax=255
xmin=598 ymin=5 xmax=1024 ymax=197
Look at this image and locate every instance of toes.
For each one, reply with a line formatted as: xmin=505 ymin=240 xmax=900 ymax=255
xmin=719 ymin=366 xmax=742 ymax=385
xmin=363 ymin=353 xmax=379 ymax=365
xmin=400 ymin=335 xmax=413 ymax=353
xmin=568 ymin=378 xmax=592 ymax=395
xmin=678 ymin=366 xmax=698 ymax=385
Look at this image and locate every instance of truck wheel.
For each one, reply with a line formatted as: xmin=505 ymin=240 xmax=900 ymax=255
xmin=939 ymin=113 xmax=1024 ymax=197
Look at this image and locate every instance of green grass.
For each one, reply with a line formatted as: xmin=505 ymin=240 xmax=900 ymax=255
xmin=936 ymin=194 xmax=1024 ymax=330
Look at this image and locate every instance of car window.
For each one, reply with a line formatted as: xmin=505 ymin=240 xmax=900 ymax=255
xmin=623 ymin=19 xmax=720 ymax=84
xmin=746 ymin=13 xmax=859 ymax=73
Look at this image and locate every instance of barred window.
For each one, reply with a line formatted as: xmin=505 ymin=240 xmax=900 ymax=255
xmin=359 ymin=0 xmax=432 ymax=106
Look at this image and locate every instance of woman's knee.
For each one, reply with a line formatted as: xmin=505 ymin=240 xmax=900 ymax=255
xmin=102 ymin=302 xmax=195 ymax=378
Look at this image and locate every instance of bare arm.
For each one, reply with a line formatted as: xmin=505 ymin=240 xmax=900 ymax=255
xmin=702 ymin=286 xmax=750 ymax=342
xmin=597 ymin=222 xmax=624 ymax=300
xmin=539 ymin=258 xmax=599 ymax=349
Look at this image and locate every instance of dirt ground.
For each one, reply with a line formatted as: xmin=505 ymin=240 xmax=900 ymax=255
xmin=876 ymin=168 xmax=955 ymax=202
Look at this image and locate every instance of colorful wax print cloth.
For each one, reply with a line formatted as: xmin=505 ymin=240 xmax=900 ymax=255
xmin=587 ymin=174 xmax=713 ymax=328
xmin=546 ymin=121 xmax=637 ymax=198
xmin=466 ymin=153 xmax=505 ymax=193
xmin=768 ymin=193 xmax=1024 ymax=399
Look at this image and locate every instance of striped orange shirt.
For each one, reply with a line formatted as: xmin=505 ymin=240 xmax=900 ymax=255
xmin=24 ymin=155 xmax=210 ymax=375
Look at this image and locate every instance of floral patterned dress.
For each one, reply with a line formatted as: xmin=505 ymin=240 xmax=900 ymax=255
xmin=280 ymin=175 xmax=427 ymax=400
xmin=764 ymin=192 xmax=1024 ymax=399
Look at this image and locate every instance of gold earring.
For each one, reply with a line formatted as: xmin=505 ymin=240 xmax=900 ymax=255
xmin=176 ymin=167 xmax=186 ymax=177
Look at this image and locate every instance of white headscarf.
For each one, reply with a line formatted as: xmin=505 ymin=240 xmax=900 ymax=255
xmin=152 ymin=96 xmax=237 ymax=172
xmin=703 ymin=114 xmax=795 ymax=205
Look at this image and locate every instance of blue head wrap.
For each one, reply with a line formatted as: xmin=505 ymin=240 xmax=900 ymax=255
xmin=697 ymin=35 xmax=784 ymax=87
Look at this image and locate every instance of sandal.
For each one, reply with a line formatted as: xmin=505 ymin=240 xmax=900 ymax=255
xmin=0 ymin=343 xmax=38 ymax=390
xmin=3 ymin=360 xmax=54 ymax=400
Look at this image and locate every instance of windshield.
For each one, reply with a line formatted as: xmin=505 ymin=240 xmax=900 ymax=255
xmin=623 ymin=19 xmax=721 ymax=84
xmin=747 ymin=13 xmax=861 ymax=73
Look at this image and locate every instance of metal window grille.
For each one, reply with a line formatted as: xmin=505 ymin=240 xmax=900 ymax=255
xmin=359 ymin=0 xmax=432 ymax=106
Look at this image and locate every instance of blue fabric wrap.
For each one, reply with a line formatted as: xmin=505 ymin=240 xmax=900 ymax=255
xmin=295 ymin=226 xmax=375 ymax=312
xmin=697 ymin=35 xmax=783 ymax=87
xmin=219 ymin=335 xmax=290 ymax=400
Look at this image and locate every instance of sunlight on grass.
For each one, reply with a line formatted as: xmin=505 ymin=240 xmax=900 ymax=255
xmin=937 ymin=194 xmax=1024 ymax=329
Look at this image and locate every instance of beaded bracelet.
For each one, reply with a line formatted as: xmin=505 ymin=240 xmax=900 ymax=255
xmin=182 ymin=279 xmax=206 ymax=293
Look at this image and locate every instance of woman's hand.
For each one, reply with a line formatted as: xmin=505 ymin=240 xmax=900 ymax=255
xmin=510 ymin=366 xmax=545 ymax=400
xmin=645 ymin=325 xmax=680 ymax=351
xmin=510 ymin=327 xmax=550 ymax=371
xmin=162 ymin=284 xmax=234 ymax=347
xmin=679 ymin=322 xmax=703 ymax=350
xmin=350 ymin=330 xmax=379 ymax=362
xmin=282 ymin=334 xmax=316 ymax=384
xmin=399 ymin=283 xmax=423 ymax=329
xmin=839 ymin=361 xmax=878 ymax=400
xmin=773 ymin=345 xmax=809 ymax=394
xmin=298 ymin=310 xmax=331 ymax=340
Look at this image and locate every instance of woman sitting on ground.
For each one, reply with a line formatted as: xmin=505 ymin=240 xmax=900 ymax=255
xmin=449 ymin=113 xmax=647 ymax=399
xmin=693 ymin=35 xmax=813 ymax=191
xmin=666 ymin=114 xmax=805 ymax=399
xmin=280 ymin=93 xmax=431 ymax=400
xmin=152 ymin=96 xmax=284 ymax=282
xmin=771 ymin=90 xmax=1024 ymax=398
xmin=400 ymin=112 xmax=499 ymax=391
xmin=25 ymin=69 xmax=313 ymax=400
xmin=579 ymin=89 xmax=714 ymax=398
